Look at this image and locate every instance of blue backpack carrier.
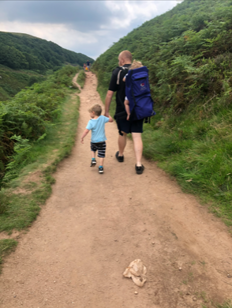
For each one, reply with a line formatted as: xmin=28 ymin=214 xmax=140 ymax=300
xmin=125 ymin=66 xmax=156 ymax=121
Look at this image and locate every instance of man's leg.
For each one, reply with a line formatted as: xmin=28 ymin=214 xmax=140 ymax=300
xmin=118 ymin=132 xmax=127 ymax=156
xmin=132 ymin=132 xmax=143 ymax=166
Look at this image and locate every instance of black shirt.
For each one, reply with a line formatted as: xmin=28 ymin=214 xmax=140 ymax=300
xmin=108 ymin=64 xmax=131 ymax=115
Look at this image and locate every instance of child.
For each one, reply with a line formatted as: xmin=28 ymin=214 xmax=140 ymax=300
xmin=123 ymin=60 xmax=143 ymax=120
xmin=81 ymin=104 xmax=113 ymax=174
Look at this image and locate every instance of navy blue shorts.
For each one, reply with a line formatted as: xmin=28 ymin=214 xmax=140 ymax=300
xmin=90 ymin=142 xmax=106 ymax=158
xmin=116 ymin=118 xmax=143 ymax=135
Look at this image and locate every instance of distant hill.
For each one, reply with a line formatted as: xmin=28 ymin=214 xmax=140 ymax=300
xmin=0 ymin=65 xmax=45 ymax=101
xmin=0 ymin=31 xmax=94 ymax=72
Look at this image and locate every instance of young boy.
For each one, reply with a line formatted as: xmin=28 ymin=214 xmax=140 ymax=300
xmin=81 ymin=104 xmax=113 ymax=174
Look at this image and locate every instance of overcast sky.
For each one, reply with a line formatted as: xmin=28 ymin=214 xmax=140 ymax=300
xmin=0 ymin=1 xmax=181 ymax=60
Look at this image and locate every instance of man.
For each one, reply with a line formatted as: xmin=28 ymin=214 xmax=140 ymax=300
xmin=104 ymin=50 xmax=144 ymax=175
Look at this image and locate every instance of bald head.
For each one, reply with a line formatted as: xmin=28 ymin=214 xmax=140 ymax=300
xmin=118 ymin=50 xmax=132 ymax=66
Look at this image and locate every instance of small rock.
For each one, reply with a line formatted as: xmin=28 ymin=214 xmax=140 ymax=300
xmin=152 ymin=242 xmax=155 ymax=245
xmin=134 ymin=291 xmax=138 ymax=295
xmin=179 ymin=267 xmax=182 ymax=271
xmin=227 ymin=274 xmax=231 ymax=278
xmin=193 ymin=297 xmax=197 ymax=301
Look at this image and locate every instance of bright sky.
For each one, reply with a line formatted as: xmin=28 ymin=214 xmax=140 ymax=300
xmin=0 ymin=1 xmax=181 ymax=60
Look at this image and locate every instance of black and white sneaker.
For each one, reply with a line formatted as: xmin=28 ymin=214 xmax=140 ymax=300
xmin=90 ymin=159 xmax=96 ymax=167
xmin=98 ymin=166 xmax=104 ymax=174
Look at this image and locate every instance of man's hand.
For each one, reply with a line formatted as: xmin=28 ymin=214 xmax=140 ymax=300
xmin=105 ymin=90 xmax=114 ymax=117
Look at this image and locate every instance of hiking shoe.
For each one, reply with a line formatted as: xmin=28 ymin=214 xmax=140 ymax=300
xmin=135 ymin=165 xmax=145 ymax=175
xmin=99 ymin=166 xmax=104 ymax=174
xmin=90 ymin=159 xmax=96 ymax=167
xmin=115 ymin=151 xmax=124 ymax=162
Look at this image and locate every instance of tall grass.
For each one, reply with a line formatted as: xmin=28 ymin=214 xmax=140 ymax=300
xmin=77 ymin=70 xmax=86 ymax=88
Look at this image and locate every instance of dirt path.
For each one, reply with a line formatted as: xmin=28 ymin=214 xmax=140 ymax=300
xmin=0 ymin=72 xmax=232 ymax=308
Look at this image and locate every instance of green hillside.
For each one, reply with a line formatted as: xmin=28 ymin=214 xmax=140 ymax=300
xmin=93 ymin=0 xmax=232 ymax=225
xmin=0 ymin=32 xmax=94 ymax=71
xmin=0 ymin=31 xmax=93 ymax=100
xmin=0 ymin=65 xmax=45 ymax=101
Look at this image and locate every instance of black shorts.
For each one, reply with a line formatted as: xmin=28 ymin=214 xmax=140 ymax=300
xmin=116 ymin=118 xmax=143 ymax=135
xmin=90 ymin=141 xmax=106 ymax=158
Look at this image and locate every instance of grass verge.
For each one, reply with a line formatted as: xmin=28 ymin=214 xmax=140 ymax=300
xmin=77 ymin=70 xmax=86 ymax=88
xmin=96 ymin=82 xmax=232 ymax=232
xmin=0 ymin=239 xmax=18 ymax=273
xmin=216 ymin=302 xmax=232 ymax=308
xmin=0 ymin=90 xmax=80 ymax=266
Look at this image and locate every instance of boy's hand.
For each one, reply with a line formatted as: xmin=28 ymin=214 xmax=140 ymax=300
xmin=81 ymin=138 xmax=84 ymax=144
xmin=108 ymin=115 xmax=114 ymax=122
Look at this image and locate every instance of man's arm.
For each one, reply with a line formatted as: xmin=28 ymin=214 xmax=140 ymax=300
xmin=104 ymin=90 xmax=114 ymax=117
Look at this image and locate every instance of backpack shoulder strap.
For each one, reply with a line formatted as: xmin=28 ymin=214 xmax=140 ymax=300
xmin=116 ymin=66 xmax=129 ymax=85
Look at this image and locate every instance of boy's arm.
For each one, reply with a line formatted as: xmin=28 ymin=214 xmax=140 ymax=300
xmin=124 ymin=98 xmax=130 ymax=121
xmin=81 ymin=129 xmax=90 ymax=144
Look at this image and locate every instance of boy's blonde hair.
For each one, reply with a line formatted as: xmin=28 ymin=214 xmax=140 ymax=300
xmin=129 ymin=60 xmax=143 ymax=70
xmin=89 ymin=104 xmax=102 ymax=116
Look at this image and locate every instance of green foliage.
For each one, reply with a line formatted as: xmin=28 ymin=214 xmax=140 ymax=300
xmin=93 ymin=0 xmax=232 ymax=223
xmin=3 ymin=135 xmax=32 ymax=182
xmin=0 ymin=66 xmax=78 ymax=186
xmin=0 ymin=190 xmax=8 ymax=214
xmin=216 ymin=302 xmax=232 ymax=308
xmin=0 ymin=31 xmax=94 ymax=72
xmin=0 ymin=95 xmax=80 ymax=233
xmin=77 ymin=70 xmax=86 ymax=88
xmin=0 ymin=65 xmax=45 ymax=101
xmin=0 ymin=239 xmax=18 ymax=271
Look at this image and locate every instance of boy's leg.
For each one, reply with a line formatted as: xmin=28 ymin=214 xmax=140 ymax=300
xmin=132 ymin=132 xmax=143 ymax=166
xmin=97 ymin=142 xmax=106 ymax=165
xmin=97 ymin=142 xmax=106 ymax=174
xmin=91 ymin=151 xmax=96 ymax=159
xmin=90 ymin=143 xmax=97 ymax=167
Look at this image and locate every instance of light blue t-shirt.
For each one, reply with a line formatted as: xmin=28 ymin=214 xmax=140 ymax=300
xmin=86 ymin=115 xmax=109 ymax=143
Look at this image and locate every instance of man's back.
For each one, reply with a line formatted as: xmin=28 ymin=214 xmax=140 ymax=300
xmin=108 ymin=64 xmax=130 ymax=116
